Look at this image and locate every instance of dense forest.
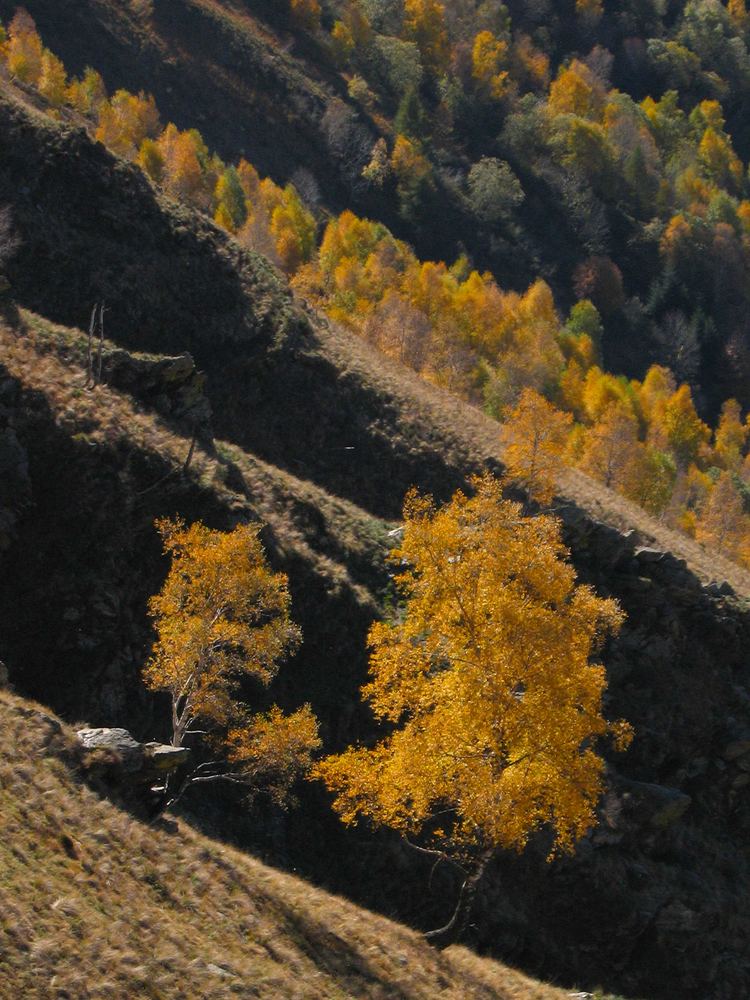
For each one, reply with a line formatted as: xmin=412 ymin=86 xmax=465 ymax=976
xmin=4 ymin=1 xmax=750 ymax=575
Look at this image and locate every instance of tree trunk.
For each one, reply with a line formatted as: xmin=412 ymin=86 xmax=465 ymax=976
xmin=424 ymin=847 xmax=495 ymax=948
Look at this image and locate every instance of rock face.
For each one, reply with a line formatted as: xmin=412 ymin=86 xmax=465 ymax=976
xmin=0 ymin=370 xmax=31 ymax=551
xmin=76 ymin=727 xmax=189 ymax=781
xmin=101 ymin=349 xmax=212 ymax=441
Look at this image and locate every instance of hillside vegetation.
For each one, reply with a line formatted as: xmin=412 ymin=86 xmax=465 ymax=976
xmin=0 ymin=688 xmax=600 ymax=1000
xmin=1 ymin=15 xmax=750 ymax=998
xmin=4 ymin=5 xmax=750 ymax=581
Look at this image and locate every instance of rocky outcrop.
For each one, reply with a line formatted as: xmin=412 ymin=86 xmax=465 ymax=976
xmin=76 ymin=726 xmax=189 ymax=782
xmin=102 ymin=349 xmax=212 ymax=441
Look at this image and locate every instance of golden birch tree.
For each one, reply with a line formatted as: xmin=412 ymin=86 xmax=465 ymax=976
xmin=500 ymin=388 xmax=572 ymax=504
xmin=144 ymin=518 xmax=319 ymax=813
xmin=315 ymin=476 xmax=630 ymax=944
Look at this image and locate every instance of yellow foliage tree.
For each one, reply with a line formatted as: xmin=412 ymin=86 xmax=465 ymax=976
xmin=143 ymin=518 xmax=319 ymax=813
xmin=713 ymin=399 xmax=746 ymax=470
xmin=651 ymin=384 xmax=710 ymax=468
xmin=578 ymin=403 xmax=640 ymax=490
xmin=698 ymin=127 xmax=744 ymax=193
xmin=472 ymin=31 xmax=509 ymax=100
xmin=157 ymin=125 xmax=210 ymax=209
xmin=38 ymin=49 xmax=67 ymax=107
xmin=548 ymin=60 xmax=605 ymax=120
xmin=403 ymin=0 xmax=450 ymax=75
xmin=500 ymin=388 xmax=573 ymax=504
xmin=66 ymin=67 xmax=106 ymax=114
xmin=138 ymin=137 xmax=165 ymax=185
xmin=6 ymin=11 xmax=43 ymax=84
xmin=270 ymin=185 xmax=317 ymax=273
xmin=315 ymin=475 xmax=630 ymax=943
xmin=695 ymin=473 xmax=747 ymax=558
xmin=96 ymin=90 xmax=161 ymax=160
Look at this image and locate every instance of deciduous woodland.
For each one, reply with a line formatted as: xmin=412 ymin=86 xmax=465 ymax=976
xmin=3 ymin=2 xmax=750 ymax=997
xmin=5 ymin=6 xmax=750 ymax=571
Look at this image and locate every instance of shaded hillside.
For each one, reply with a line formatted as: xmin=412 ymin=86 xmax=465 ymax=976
xmin=0 ymin=688 xmax=591 ymax=1000
xmin=1 ymin=84 xmax=750 ymax=999
xmin=0 ymin=0 xmax=342 ymax=198
xmin=0 ymin=0 xmax=528 ymax=283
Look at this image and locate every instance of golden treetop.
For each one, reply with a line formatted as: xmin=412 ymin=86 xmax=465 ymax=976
xmin=316 ymin=476 xmax=630 ymax=860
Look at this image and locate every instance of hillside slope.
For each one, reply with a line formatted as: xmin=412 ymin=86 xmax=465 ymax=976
xmin=0 ymin=688 xmax=595 ymax=1000
xmin=1 ymin=83 xmax=750 ymax=999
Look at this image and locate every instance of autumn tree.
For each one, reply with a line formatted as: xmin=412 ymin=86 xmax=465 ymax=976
xmin=695 ymin=472 xmax=747 ymax=557
xmin=500 ymin=388 xmax=572 ymax=504
xmin=38 ymin=49 xmax=67 ymax=107
xmin=403 ymin=0 xmax=450 ymax=76
xmin=651 ymin=383 xmax=710 ymax=467
xmin=471 ymin=30 xmax=509 ymax=100
xmin=144 ymin=518 xmax=320 ymax=813
xmin=578 ymin=403 xmax=640 ymax=490
xmin=5 ymin=10 xmax=42 ymax=85
xmin=316 ymin=476 xmax=630 ymax=944
xmin=713 ymin=399 xmax=746 ymax=470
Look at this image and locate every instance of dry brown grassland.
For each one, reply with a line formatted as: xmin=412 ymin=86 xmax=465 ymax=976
xmin=0 ymin=688 xmax=602 ymax=1000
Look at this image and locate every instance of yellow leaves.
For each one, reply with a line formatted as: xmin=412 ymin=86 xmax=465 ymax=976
xmin=472 ymin=31 xmax=510 ymax=101
xmin=6 ymin=11 xmax=43 ymax=85
xmin=499 ymin=388 xmax=572 ymax=505
xmin=695 ymin=471 xmax=748 ymax=558
xmin=577 ymin=403 xmax=640 ymax=490
xmin=651 ymin=383 xmax=710 ymax=467
xmin=390 ymin=135 xmax=432 ymax=186
xmin=270 ymin=186 xmax=317 ymax=272
xmin=144 ymin=519 xmax=301 ymax=745
xmin=227 ymin=705 xmax=320 ymax=802
xmin=698 ymin=127 xmax=744 ymax=193
xmin=660 ymin=212 xmax=692 ymax=262
xmin=96 ymin=90 xmax=161 ymax=161
xmin=316 ymin=475 xmax=630 ymax=858
xmin=156 ymin=124 xmax=210 ymax=209
xmin=38 ymin=50 xmax=67 ymax=108
xmin=403 ymin=0 xmax=450 ymax=76
xmin=713 ymin=399 xmax=747 ymax=470
xmin=138 ymin=138 xmax=165 ymax=185
xmin=548 ymin=60 xmax=606 ymax=121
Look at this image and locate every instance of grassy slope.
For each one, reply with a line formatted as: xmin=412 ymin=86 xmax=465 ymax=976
xmin=0 ymin=308 xmax=390 ymax=727
xmin=1 ymin=77 xmax=749 ymax=1000
xmin=313 ymin=312 xmax=750 ymax=598
xmin=0 ymin=688 xmax=599 ymax=1000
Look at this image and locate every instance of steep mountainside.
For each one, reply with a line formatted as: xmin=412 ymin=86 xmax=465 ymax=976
xmin=1 ymin=83 xmax=750 ymax=999
xmin=0 ymin=688 xmax=591 ymax=1000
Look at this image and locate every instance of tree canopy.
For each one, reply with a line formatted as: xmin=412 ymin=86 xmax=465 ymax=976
xmin=144 ymin=518 xmax=319 ymax=812
xmin=315 ymin=475 xmax=631 ymax=941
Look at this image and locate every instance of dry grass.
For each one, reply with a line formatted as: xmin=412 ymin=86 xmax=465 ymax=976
xmin=0 ymin=314 xmax=225 ymax=492
xmin=10 ymin=303 xmax=744 ymax=605
xmin=1 ymin=312 xmax=390 ymax=606
xmin=0 ymin=689 xmax=598 ymax=1000
xmin=312 ymin=314 xmax=750 ymax=599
